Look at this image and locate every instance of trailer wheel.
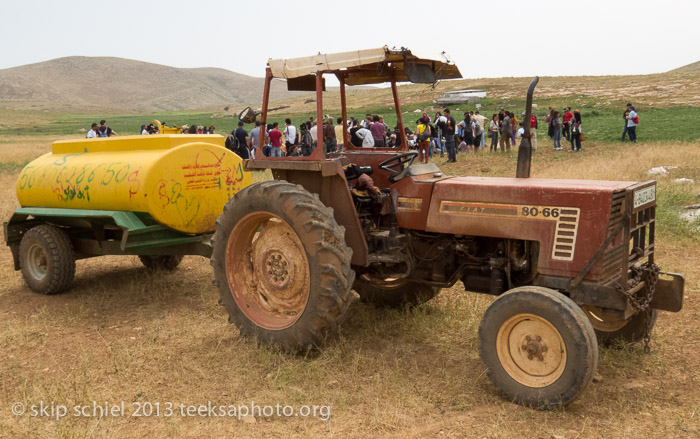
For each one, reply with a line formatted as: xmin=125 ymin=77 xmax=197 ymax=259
xmin=479 ymin=286 xmax=598 ymax=409
xmin=353 ymin=275 xmax=440 ymax=307
xmin=19 ymin=224 xmax=75 ymax=295
xmin=582 ymin=306 xmax=658 ymax=346
xmin=138 ymin=255 xmax=183 ymax=272
xmin=211 ymin=181 xmax=354 ymax=350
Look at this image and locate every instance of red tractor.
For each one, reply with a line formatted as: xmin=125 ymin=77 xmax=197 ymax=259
xmin=211 ymin=47 xmax=684 ymax=408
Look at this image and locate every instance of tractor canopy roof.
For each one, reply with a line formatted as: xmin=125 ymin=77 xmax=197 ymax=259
xmin=268 ymin=46 xmax=462 ymax=90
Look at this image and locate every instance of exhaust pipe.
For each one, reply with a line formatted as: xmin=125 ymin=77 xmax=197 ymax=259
xmin=516 ymin=76 xmax=539 ymax=178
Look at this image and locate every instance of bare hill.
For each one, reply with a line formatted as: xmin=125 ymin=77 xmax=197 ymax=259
xmin=0 ymin=56 xmax=303 ymax=113
xmin=669 ymin=60 xmax=700 ymax=73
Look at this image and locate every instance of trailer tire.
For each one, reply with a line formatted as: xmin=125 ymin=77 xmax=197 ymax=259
xmin=211 ymin=181 xmax=354 ymax=350
xmin=353 ymin=275 xmax=440 ymax=307
xmin=19 ymin=224 xmax=75 ymax=295
xmin=479 ymin=286 xmax=598 ymax=409
xmin=138 ymin=255 xmax=184 ymax=272
xmin=582 ymin=306 xmax=658 ymax=346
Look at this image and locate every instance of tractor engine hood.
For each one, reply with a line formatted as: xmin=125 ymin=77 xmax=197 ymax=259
xmin=424 ymin=176 xmax=638 ymax=278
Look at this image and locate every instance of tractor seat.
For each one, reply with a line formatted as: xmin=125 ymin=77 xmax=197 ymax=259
xmin=344 ymin=164 xmax=373 ymax=181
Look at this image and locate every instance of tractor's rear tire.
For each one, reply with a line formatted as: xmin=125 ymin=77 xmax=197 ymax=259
xmin=353 ymin=275 xmax=440 ymax=307
xmin=19 ymin=224 xmax=75 ymax=295
xmin=582 ymin=306 xmax=658 ymax=346
xmin=138 ymin=255 xmax=184 ymax=272
xmin=479 ymin=286 xmax=598 ymax=409
xmin=211 ymin=181 xmax=354 ymax=350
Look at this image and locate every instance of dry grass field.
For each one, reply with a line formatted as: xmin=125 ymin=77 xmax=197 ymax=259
xmin=1 ymin=134 xmax=699 ymax=439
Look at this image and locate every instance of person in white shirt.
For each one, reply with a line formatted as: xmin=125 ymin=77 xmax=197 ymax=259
xmin=473 ymin=111 xmax=487 ymax=148
xmin=86 ymin=123 xmax=98 ymax=138
xmin=140 ymin=124 xmax=149 ymax=135
xmin=309 ymin=121 xmax=318 ymax=148
xmin=626 ymin=105 xmax=638 ymax=143
xmin=283 ymin=118 xmax=297 ymax=150
xmin=355 ymin=127 xmax=375 ymax=147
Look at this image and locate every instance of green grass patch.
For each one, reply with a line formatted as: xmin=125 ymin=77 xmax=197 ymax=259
xmin=656 ymin=182 xmax=700 ymax=241
xmin=1 ymin=103 xmax=698 ymax=146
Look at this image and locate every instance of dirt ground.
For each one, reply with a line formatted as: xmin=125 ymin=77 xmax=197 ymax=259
xmin=0 ymin=136 xmax=699 ymax=438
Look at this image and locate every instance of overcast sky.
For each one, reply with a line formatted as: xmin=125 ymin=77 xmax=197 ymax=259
xmin=2 ymin=0 xmax=699 ymax=79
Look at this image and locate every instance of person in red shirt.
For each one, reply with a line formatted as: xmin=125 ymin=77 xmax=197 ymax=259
xmin=522 ymin=111 xmax=538 ymax=150
xmin=268 ymin=122 xmax=284 ymax=157
xmin=562 ymin=107 xmax=574 ymax=141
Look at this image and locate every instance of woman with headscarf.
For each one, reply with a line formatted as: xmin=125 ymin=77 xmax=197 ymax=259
xmin=416 ymin=117 xmax=431 ymax=163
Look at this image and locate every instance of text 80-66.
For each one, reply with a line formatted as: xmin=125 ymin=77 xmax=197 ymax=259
xmin=521 ymin=207 xmax=559 ymax=218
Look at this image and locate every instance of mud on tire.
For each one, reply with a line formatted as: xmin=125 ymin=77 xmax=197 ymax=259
xmin=211 ymin=181 xmax=354 ymax=350
xmin=19 ymin=224 xmax=75 ymax=295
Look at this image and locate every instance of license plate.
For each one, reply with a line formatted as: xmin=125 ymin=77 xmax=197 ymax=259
xmin=634 ymin=185 xmax=656 ymax=208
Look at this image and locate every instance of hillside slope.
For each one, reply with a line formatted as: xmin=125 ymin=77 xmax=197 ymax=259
xmin=669 ymin=60 xmax=700 ymax=73
xmin=0 ymin=56 xmax=301 ymax=113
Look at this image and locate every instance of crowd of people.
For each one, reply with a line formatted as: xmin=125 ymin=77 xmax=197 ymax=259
xmin=84 ymin=103 xmax=640 ymax=157
xmin=215 ymin=110 xmax=516 ymax=162
xmin=546 ymin=106 xmax=583 ymax=152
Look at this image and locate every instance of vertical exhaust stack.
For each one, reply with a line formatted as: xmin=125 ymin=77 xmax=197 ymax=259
xmin=516 ymin=76 xmax=540 ymax=178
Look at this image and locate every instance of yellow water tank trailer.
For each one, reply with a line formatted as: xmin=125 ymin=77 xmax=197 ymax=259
xmin=16 ymin=135 xmax=252 ymax=234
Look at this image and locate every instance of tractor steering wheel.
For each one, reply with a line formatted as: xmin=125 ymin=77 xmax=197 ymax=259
xmin=378 ymin=151 xmax=419 ymax=178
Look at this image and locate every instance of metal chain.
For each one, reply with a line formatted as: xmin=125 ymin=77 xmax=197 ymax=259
xmin=615 ymin=262 xmax=660 ymax=353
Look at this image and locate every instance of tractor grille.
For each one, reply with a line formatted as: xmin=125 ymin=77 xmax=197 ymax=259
xmin=599 ymin=190 xmax=627 ymax=286
xmin=599 ymin=186 xmax=656 ymax=287
xmin=630 ymin=205 xmax=655 ymax=263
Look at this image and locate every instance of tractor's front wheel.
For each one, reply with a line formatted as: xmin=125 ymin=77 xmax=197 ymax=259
xmin=211 ymin=181 xmax=354 ymax=350
xmin=479 ymin=286 xmax=598 ymax=409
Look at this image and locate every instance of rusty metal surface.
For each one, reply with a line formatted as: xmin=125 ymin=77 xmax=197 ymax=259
xmin=536 ymin=275 xmax=629 ymax=310
xmin=338 ymin=73 xmax=349 ymax=150
xmin=270 ymin=167 xmax=368 ymax=267
xmin=224 ymin=211 xmax=311 ymax=330
xmin=257 ymin=68 xmax=273 ymax=152
xmin=390 ymin=175 xmax=436 ymax=231
xmin=246 ymin=159 xmax=342 ymax=176
xmin=316 ymin=73 xmax=324 ymax=149
xmin=649 ymin=271 xmax=684 ymax=312
xmin=426 ymin=176 xmax=635 ymax=281
xmin=390 ymin=75 xmax=409 ymax=152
